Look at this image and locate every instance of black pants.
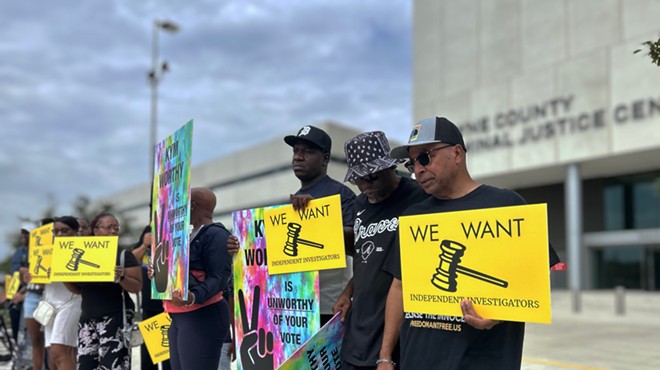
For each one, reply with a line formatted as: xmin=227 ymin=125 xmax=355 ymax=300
xmin=78 ymin=311 xmax=131 ymax=370
xmin=169 ymin=300 xmax=229 ymax=370
xmin=9 ymin=303 xmax=21 ymax=342
xmin=141 ymin=309 xmax=171 ymax=370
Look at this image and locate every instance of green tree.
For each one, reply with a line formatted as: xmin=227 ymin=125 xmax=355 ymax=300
xmin=634 ymin=37 xmax=660 ymax=67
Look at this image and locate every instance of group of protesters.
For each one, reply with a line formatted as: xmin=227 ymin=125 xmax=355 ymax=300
xmin=7 ymin=116 xmax=560 ymax=370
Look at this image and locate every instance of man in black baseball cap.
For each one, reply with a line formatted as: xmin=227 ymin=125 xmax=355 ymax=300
xmin=284 ymin=125 xmax=332 ymax=153
xmin=283 ymin=124 xmax=356 ymax=326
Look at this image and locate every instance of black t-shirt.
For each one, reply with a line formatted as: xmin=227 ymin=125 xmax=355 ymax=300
xmin=295 ymin=175 xmax=356 ymax=227
xmin=79 ymin=249 xmax=139 ymax=320
xmin=295 ymin=175 xmax=357 ymax=314
xmin=342 ymin=177 xmax=428 ymax=366
xmin=385 ymin=185 xmax=559 ymax=370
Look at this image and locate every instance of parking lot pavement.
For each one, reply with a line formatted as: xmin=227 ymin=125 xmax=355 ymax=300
xmin=522 ymin=290 xmax=660 ymax=370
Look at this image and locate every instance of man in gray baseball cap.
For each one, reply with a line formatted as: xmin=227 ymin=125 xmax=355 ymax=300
xmin=390 ymin=116 xmax=467 ymax=175
xmin=379 ymin=116 xmax=560 ymax=370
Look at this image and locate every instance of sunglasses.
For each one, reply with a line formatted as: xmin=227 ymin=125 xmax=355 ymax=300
xmin=349 ymin=172 xmax=381 ymax=185
xmin=404 ymin=144 xmax=454 ymax=173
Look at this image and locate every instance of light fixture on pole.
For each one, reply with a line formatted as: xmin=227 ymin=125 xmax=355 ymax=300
xmin=148 ymin=19 xmax=179 ymax=178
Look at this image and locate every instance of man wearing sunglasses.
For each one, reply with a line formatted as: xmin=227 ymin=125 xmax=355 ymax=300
xmin=333 ymin=131 xmax=428 ymax=370
xmin=378 ymin=117 xmax=561 ymax=370
xmin=284 ymin=125 xmax=356 ymax=326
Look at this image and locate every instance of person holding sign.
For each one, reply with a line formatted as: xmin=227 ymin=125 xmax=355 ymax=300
xmin=160 ymin=187 xmax=232 ymax=370
xmin=44 ymin=216 xmax=82 ymax=370
xmin=132 ymin=225 xmax=171 ymax=370
xmin=22 ymin=218 xmax=52 ymax=370
xmin=333 ymin=131 xmax=428 ymax=370
xmin=379 ymin=117 xmax=560 ymax=369
xmin=9 ymin=228 xmax=29 ymax=342
xmin=64 ymin=213 xmax=142 ymax=370
xmin=284 ymin=125 xmax=356 ymax=325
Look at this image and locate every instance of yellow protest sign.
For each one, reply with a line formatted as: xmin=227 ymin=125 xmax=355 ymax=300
xmin=4 ymin=275 xmax=10 ymax=299
xmin=138 ymin=312 xmax=171 ymax=364
xmin=264 ymin=194 xmax=346 ymax=275
xmin=29 ymin=224 xmax=54 ymax=284
xmin=50 ymin=236 xmax=118 ymax=282
xmin=399 ymin=204 xmax=551 ymax=324
xmin=6 ymin=272 xmax=20 ymax=299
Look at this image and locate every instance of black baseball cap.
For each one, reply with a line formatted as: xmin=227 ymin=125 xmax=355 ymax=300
xmin=390 ymin=117 xmax=467 ymax=159
xmin=284 ymin=125 xmax=332 ymax=153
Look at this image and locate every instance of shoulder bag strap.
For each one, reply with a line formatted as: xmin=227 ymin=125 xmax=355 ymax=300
xmin=120 ymin=250 xmax=128 ymax=330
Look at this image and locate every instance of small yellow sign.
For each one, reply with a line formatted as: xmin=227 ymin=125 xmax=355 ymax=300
xmin=264 ymin=194 xmax=346 ymax=275
xmin=399 ymin=204 xmax=551 ymax=324
xmin=50 ymin=236 xmax=119 ymax=282
xmin=6 ymin=272 xmax=20 ymax=299
xmin=138 ymin=312 xmax=171 ymax=364
xmin=29 ymin=224 xmax=54 ymax=284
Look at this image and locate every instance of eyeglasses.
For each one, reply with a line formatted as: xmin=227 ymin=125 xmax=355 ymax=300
xmin=95 ymin=225 xmax=120 ymax=232
xmin=349 ymin=172 xmax=381 ymax=185
xmin=404 ymin=144 xmax=454 ymax=173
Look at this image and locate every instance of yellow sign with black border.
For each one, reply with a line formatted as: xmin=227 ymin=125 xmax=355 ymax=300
xmin=399 ymin=204 xmax=551 ymax=324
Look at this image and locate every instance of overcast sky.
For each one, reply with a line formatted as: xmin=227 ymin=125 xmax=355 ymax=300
xmin=0 ymin=0 xmax=412 ymax=258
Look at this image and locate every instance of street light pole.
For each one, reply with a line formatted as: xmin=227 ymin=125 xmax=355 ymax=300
xmin=148 ymin=19 xmax=179 ymax=179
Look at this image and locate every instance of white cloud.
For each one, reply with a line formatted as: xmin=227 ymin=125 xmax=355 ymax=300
xmin=0 ymin=0 xmax=412 ymax=258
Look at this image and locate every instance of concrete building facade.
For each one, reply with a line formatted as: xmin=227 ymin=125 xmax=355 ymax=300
xmin=413 ymin=0 xmax=660 ymax=290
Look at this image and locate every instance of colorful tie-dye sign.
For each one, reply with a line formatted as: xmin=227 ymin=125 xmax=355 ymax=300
xmin=264 ymin=195 xmax=347 ymax=275
xmin=233 ymin=208 xmax=320 ymax=370
xmin=28 ymin=223 xmax=54 ymax=284
xmin=151 ymin=120 xmax=193 ymax=300
xmin=277 ymin=312 xmax=344 ymax=370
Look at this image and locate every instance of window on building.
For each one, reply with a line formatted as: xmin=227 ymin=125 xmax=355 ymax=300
xmin=603 ymin=171 xmax=660 ymax=230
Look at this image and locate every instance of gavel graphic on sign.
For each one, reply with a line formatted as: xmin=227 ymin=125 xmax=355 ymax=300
xmin=161 ymin=325 xmax=170 ymax=347
xmin=33 ymin=255 xmax=49 ymax=275
xmin=66 ymin=248 xmax=101 ymax=271
xmin=283 ymin=223 xmax=324 ymax=257
xmin=431 ymin=240 xmax=508 ymax=292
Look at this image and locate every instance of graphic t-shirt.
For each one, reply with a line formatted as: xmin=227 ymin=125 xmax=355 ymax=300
xmin=384 ymin=185 xmax=560 ymax=370
xmin=342 ymin=177 xmax=427 ymax=366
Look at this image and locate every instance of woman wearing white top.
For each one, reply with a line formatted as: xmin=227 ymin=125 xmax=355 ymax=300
xmin=46 ymin=216 xmax=83 ymax=370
